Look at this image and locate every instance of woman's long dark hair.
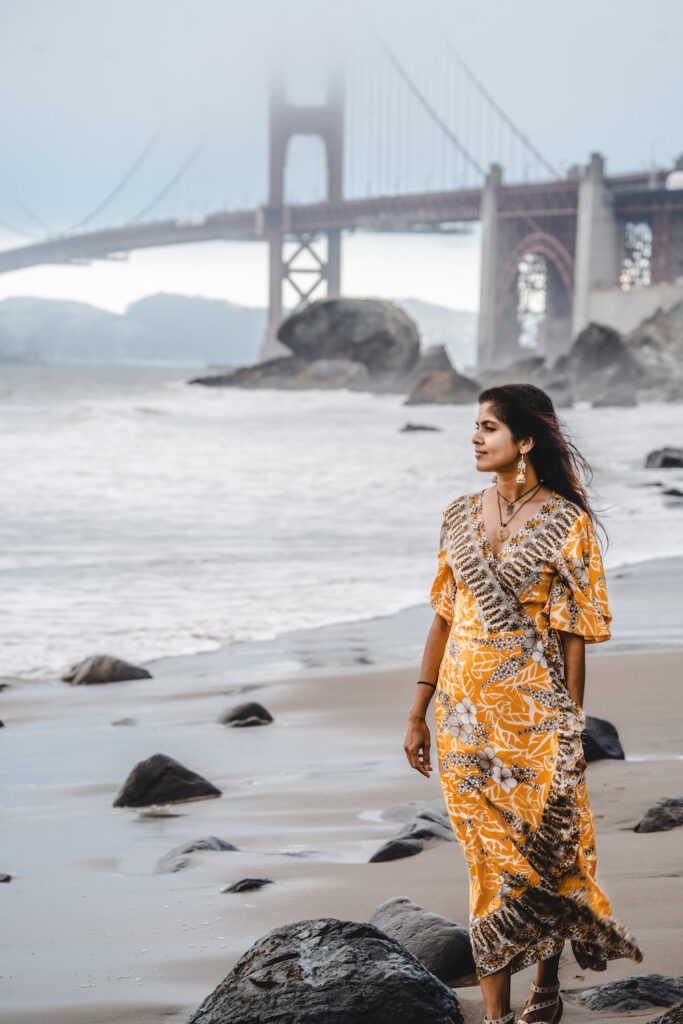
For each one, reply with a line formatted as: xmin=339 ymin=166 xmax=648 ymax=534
xmin=478 ymin=383 xmax=606 ymax=545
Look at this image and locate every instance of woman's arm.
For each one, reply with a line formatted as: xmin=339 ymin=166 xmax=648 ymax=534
xmin=403 ymin=612 xmax=450 ymax=777
xmin=559 ymin=630 xmax=587 ymax=770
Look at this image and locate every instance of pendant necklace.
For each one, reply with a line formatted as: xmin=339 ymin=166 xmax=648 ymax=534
xmin=498 ymin=480 xmax=543 ymax=518
xmin=494 ymin=481 xmax=544 ymax=542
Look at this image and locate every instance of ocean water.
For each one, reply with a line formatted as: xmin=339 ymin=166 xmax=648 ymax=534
xmin=2 ymin=363 xmax=682 ymax=680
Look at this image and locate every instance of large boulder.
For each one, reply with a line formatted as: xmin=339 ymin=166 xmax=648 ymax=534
xmin=155 ymin=836 xmax=239 ymax=873
xmin=579 ymin=974 xmax=683 ymax=1012
xmin=113 ymin=753 xmax=221 ymax=807
xmin=404 ymin=367 xmax=480 ymax=405
xmin=277 ymin=298 xmax=421 ymax=386
xmin=62 ymin=655 xmax=151 ymax=685
xmin=370 ymin=896 xmax=476 ymax=986
xmin=634 ymin=797 xmax=683 ymax=833
xmin=185 ymin=917 xmax=464 ymax=1024
xmin=558 ymin=322 xmax=643 ymax=404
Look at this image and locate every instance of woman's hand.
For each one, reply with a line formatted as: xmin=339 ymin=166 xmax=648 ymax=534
xmin=404 ymin=715 xmax=432 ymax=777
xmin=577 ymin=747 xmax=587 ymax=773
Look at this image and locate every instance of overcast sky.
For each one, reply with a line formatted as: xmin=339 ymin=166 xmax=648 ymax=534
xmin=0 ymin=0 xmax=681 ymax=312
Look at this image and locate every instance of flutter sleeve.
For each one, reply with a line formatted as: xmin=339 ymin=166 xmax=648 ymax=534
xmin=429 ymin=517 xmax=457 ymax=624
xmin=547 ymin=509 xmax=611 ymax=643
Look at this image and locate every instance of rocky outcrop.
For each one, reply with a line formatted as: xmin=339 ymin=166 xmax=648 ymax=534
xmin=155 ymin=836 xmax=238 ymax=873
xmin=400 ymin=422 xmax=442 ymax=432
xmin=404 ymin=367 xmax=480 ymax=405
xmin=579 ymin=974 xmax=683 ymax=1011
xmin=113 ymin=753 xmax=221 ymax=807
xmin=628 ymin=300 xmax=683 ymax=399
xmin=62 ymin=655 xmax=151 ymax=685
xmin=185 ymin=917 xmax=464 ymax=1024
xmin=191 ymin=355 xmax=370 ymax=391
xmin=581 ymin=716 xmax=625 ymax=762
xmin=634 ymin=797 xmax=683 ymax=833
xmin=191 ymin=299 xmax=421 ymax=394
xmin=405 ymin=344 xmax=453 ymax=384
xmin=559 ymin=322 xmax=643 ymax=404
xmin=218 ymin=701 xmax=274 ymax=727
xmin=646 ymin=448 xmax=683 ymax=468
xmin=369 ymin=896 xmax=476 ymax=986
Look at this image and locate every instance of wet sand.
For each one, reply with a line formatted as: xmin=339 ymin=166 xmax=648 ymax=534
xmin=2 ymin=562 xmax=682 ymax=1023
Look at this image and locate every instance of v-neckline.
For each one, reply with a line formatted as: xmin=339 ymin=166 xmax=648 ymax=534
xmin=477 ymin=487 xmax=558 ymax=562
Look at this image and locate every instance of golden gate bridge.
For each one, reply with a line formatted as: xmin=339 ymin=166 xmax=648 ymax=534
xmin=0 ymin=34 xmax=680 ymax=367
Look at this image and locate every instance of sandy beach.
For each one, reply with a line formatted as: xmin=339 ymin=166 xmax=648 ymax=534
xmin=2 ymin=554 xmax=682 ymax=1024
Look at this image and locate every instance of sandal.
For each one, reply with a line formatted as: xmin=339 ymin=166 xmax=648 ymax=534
xmin=485 ymin=1013 xmax=515 ymax=1024
xmin=517 ymin=981 xmax=563 ymax=1024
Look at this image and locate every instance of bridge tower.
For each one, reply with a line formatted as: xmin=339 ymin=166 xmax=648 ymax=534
xmin=261 ymin=65 xmax=344 ymax=358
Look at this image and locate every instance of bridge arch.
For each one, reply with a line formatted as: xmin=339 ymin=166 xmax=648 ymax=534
xmin=496 ymin=230 xmax=575 ymax=360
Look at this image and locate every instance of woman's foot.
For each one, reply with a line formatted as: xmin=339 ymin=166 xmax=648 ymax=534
xmin=484 ymin=1012 xmax=515 ymax=1024
xmin=518 ymin=982 xmax=562 ymax=1024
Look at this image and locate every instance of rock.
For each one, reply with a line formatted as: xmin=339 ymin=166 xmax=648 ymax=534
xmin=191 ymin=355 xmax=370 ymax=391
xmin=404 ymin=368 xmax=480 ymax=405
xmin=647 ymin=1001 xmax=683 ymax=1024
xmin=400 ymin=422 xmax=442 ymax=432
xmin=663 ymin=487 xmax=683 ymax=498
xmin=406 ymin=344 xmax=453 ymax=384
xmin=634 ymin=797 xmax=683 ymax=833
xmin=222 ymin=877 xmax=273 ymax=893
xmin=559 ymin=322 xmax=642 ymax=404
xmin=62 ymin=655 xmax=151 ymax=685
xmin=185 ymin=917 xmax=464 ymax=1024
xmin=0 ymin=873 xmax=11 ymax=882
xmin=113 ymin=753 xmax=222 ymax=807
xmin=395 ymin=807 xmax=455 ymax=843
xmin=155 ymin=836 xmax=238 ymax=873
xmin=646 ymin=448 xmax=683 ymax=468
xmin=111 ymin=717 xmax=136 ymax=726
xmin=581 ymin=716 xmax=625 ymax=762
xmin=628 ymin=300 xmax=683 ymax=396
xmin=278 ymin=298 xmax=421 ymax=386
xmin=369 ymin=837 xmax=424 ymax=862
xmin=0 ymin=720 xmax=4 ymax=727
xmin=218 ymin=701 xmax=273 ymax=727
xmin=370 ymin=896 xmax=476 ymax=986
xmin=579 ymin=974 xmax=683 ymax=1011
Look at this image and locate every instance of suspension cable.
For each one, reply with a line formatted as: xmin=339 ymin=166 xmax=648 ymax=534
xmin=131 ymin=133 xmax=210 ymax=223
xmin=375 ymin=32 xmax=485 ymax=179
xmin=71 ymin=127 xmax=162 ymax=231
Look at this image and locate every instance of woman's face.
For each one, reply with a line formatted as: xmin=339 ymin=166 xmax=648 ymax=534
xmin=472 ymin=401 xmax=524 ymax=473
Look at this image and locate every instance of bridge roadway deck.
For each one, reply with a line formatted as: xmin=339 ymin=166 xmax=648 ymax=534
xmin=0 ymin=170 xmax=677 ymax=275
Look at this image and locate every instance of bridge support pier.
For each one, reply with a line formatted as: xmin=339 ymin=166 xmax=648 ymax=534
xmin=572 ymin=152 xmax=619 ymax=338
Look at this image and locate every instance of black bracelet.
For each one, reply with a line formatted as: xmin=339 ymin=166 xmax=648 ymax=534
xmin=417 ymin=680 xmax=436 ymax=690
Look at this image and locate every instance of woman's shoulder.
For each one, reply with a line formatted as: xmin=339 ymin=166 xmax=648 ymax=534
xmin=441 ymin=491 xmax=477 ymax=519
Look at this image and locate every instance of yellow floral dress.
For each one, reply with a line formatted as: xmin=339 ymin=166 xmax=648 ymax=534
xmin=430 ymin=489 xmax=642 ymax=978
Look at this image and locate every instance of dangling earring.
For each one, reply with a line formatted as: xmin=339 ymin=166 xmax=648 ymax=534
xmin=491 ymin=472 xmax=497 ymax=483
xmin=516 ymin=454 xmax=527 ymax=484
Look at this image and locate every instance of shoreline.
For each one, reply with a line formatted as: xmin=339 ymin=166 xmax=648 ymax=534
xmin=2 ymin=558 xmax=682 ymax=1023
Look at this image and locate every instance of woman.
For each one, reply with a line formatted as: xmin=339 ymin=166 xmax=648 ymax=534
xmin=403 ymin=384 xmax=642 ymax=1024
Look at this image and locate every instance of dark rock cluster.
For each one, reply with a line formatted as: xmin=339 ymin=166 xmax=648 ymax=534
xmin=189 ymin=295 xmax=683 ymax=407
